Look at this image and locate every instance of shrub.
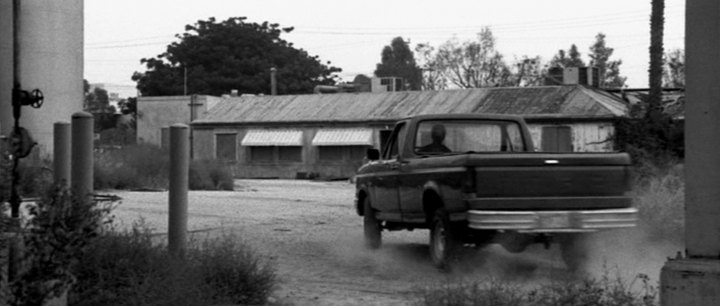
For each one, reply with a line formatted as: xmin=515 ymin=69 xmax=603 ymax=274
xmin=94 ymin=144 xmax=233 ymax=191
xmin=9 ymin=186 xmax=114 ymax=306
xmin=94 ymin=144 xmax=169 ymax=190
xmin=189 ymin=159 xmax=234 ymax=191
xmin=631 ymin=163 xmax=684 ymax=242
xmin=70 ymin=224 xmax=275 ymax=305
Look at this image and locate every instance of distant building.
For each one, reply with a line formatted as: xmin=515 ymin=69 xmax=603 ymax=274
xmin=169 ymin=85 xmax=627 ymax=179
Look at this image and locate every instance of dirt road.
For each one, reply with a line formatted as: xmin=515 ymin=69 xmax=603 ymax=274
xmin=109 ymin=179 xmax=678 ymax=306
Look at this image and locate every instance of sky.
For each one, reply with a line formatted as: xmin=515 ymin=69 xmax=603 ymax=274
xmin=84 ymin=0 xmax=686 ymax=93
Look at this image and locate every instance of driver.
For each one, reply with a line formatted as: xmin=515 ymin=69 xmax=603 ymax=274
xmin=418 ymin=124 xmax=451 ymax=153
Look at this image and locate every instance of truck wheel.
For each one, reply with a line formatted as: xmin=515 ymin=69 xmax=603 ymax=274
xmin=559 ymin=234 xmax=588 ymax=272
xmin=498 ymin=232 xmax=531 ymax=253
xmin=363 ymin=198 xmax=381 ymax=249
xmin=429 ymin=208 xmax=458 ymax=270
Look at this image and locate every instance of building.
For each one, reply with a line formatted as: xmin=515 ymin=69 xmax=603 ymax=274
xmin=183 ymin=85 xmax=626 ymax=179
xmin=136 ymin=95 xmax=223 ymax=148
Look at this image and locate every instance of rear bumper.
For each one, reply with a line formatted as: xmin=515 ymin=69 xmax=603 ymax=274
xmin=467 ymin=208 xmax=638 ymax=233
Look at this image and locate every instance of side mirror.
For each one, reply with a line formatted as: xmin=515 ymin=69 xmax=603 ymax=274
xmin=366 ymin=148 xmax=380 ymax=161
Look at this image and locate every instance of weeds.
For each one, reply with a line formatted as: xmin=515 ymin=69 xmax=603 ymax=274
xmin=94 ymin=144 xmax=169 ymax=190
xmin=94 ymin=144 xmax=234 ymax=191
xmin=630 ymin=163 xmax=684 ymax=242
xmin=415 ymin=271 xmax=658 ymax=306
xmin=9 ymin=186 xmax=114 ymax=306
xmin=70 ymin=223 xmax=275 ymax=306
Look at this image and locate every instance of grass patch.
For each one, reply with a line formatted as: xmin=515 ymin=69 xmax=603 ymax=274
xmin=70 ymin=222 xmax=275 ymax=306
xmin=415 ymin=272 xmax=657 ymax=306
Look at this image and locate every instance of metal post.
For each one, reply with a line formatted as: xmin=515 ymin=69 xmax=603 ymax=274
xmin=54 ymin=121 xmax=71 ymax=187
xmin=168 ymin=124 xmax=189 ymax=257
xmin=71 ymin=112 xmax=93 ymax=198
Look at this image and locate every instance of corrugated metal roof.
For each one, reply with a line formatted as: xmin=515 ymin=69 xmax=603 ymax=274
xmin=240 ymin=130 xmax=303 ymax=146
xmin=195 ymin=85 xmax=628 ymax=125
xmin=312 ymin=129 xmax=373 ymax=146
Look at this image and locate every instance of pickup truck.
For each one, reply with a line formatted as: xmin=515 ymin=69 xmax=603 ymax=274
xmin=354 ymin=114 xmax=637 ymax=270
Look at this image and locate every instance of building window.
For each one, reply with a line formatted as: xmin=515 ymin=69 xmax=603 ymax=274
xmin=216 ymin=134 xmax=237 ymax=161
xmin=318 ymin=146 xmax=344 ymax=161
xmin=349 ymin=146 xmax=368 ymax=161
xmin=249 ymin=146 xmax=274 ymax=162
xmin=278 ymin=146 xmax=302 ymax=162
xmin=312 ymin=128 xmax=374 ymax=163
xmin=541 ymin=126 xmax=573 ymax=152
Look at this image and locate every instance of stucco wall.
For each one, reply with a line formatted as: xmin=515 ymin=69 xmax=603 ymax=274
xmin=137 ymin=95 xmax=212 ymax=145
xmin=0 ymin=0 xmax=84 ymax=157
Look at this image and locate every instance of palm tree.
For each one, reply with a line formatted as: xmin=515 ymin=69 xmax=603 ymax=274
xmin=648 ymin=0 xmax=665 ymax=122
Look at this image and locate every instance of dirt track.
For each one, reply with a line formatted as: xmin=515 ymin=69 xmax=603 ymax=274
xmin=109 ymin=179 xmax=680 ymax=306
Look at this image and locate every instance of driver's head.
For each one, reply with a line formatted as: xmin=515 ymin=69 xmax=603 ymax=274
xmin=431 ymin=124 xmax=446 ymax=143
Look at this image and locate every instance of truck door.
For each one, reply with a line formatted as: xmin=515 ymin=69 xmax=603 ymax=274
xmin=368 ymin=122 xmax=407 ymax=220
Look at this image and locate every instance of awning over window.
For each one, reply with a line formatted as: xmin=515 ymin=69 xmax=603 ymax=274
xmin=241 ymin=130 xmax=303 ymax=146
xmin=312 ymin=129 xmax=373 ymax=146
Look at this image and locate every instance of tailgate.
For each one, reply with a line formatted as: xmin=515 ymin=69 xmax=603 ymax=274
xmin=468 ymin=152 xmax=632 ymax=210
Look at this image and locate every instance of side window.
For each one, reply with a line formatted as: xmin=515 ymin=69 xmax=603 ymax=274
xmin=383 ymin=122 xmax=407 ymax=160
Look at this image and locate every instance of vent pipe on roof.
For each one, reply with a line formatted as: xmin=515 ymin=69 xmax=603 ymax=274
xmin=270 ymin=67 xmax=277 ymax=96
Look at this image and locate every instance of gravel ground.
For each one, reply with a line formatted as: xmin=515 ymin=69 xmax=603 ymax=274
xmin=108 ymin=179 xmax=679 ymax=306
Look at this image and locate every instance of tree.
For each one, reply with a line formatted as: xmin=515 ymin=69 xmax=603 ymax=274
xmin=84 ymin=80 xmax=116 ymax=132
xmin=414 ymin=43 xmax=448 ymax=90
xmin=433 ymin=27 xmax=513 ymax=88
xmin=514 ymin=56 xmax=544 ymax=87
xmin=118 ymin=97 xmax=137 ymax=116
xmin=589 ymin=33 xmax=626 ymax=88
xmin=550 ymin=44 xmax=585 ymax=68
xmin=663 ymin=48 xmax=684 ymax=88
xmin=132 ymin=17 xmax=341 ymax=96
xmin=375 ymin=37 xmax=423 ymax=90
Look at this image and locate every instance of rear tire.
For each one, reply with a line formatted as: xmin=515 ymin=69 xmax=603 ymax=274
xmin=363 ymin=197 xmax=381 ymax=249
xmin=429 ymin=208 xmax=458 ymax=270
xmin=559 ymin=234 xmax=588 ymax=272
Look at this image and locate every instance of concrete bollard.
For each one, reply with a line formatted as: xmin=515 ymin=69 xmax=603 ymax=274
xmin=54 ymin=121 xmax=71 ymax=187
xmin=71 ymin=112 xmax=93 ymax=199
xmin=168 ymin=124 xmax=189 ymax=257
